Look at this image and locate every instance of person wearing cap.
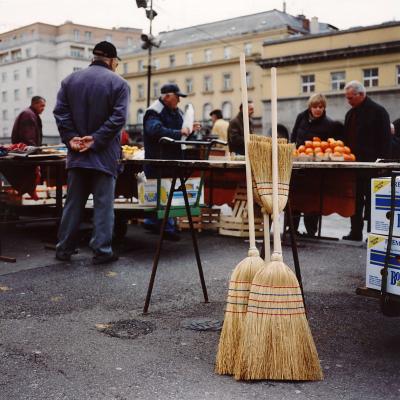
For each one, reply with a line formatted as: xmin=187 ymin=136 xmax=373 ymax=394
xmin=142 ymin=83 xmax=195 ymax=240
xmin=53 ymin=41 xmax=130 ymax=264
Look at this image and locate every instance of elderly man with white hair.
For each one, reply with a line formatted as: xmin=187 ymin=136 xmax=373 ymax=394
xmin=342 ymin=80 xmax=391 ymax=241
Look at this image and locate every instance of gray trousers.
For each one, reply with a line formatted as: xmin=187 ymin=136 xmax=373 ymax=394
xmin=56 ymin=168 xmax=116 ymax=256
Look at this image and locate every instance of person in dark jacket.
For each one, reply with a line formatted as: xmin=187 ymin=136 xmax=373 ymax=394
xmin=390 ymin=119 xmax=400 ymax=159
xmin=11 ymin=96 xmax=45 ymax=146
xmin=53 ymin=41 xmax=130 ymax=264
xmin=291 ymin=93 xmax=337 ymax=237
xmin=142 ymin=83 xmax=193 ymax=241
xmin=342 ymin=80 xmax=391 ymax=241
xmin=227 ymin=101 xmax=254 ymax=155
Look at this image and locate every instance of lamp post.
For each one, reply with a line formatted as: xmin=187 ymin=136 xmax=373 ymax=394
xmin=136 ymin=0 xmax=159 ymax=107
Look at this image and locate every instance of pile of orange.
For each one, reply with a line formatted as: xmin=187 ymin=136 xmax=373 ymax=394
xmin=293 ymin=137 xmax=356 ymax=161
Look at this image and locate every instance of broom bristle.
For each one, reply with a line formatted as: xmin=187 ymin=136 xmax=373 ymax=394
xmin=215 ymin=255 xmax=265 ymax=375
xmin=234 ymin=260 xmax=323 ymax=381
xmin=250 ymin=135 xmax=287 ymax=144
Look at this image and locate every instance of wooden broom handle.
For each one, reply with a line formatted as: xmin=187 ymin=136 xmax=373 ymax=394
xmin=271 ymin=67 xmax=283 ymax=260
xmin=240 ymin=53 xmax=258 ymax=255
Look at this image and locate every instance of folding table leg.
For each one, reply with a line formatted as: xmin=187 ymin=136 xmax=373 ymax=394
xmin=180 ymin=176 xmax=209 ymax=304
xmin=143 ymin=176 xmax=177 ymax=314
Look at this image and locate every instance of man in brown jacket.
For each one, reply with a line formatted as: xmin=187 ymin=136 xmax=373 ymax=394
xmin=227 ymin=101 xmax=254 ymax=155
xmin=12 ymin=96 xmax=46 ymax=146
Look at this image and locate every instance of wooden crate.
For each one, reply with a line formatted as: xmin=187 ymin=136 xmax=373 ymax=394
xmin=177 ymin=207 xmax=220 ymax=232
xmin=219 ymin=185 xmax=264 ymax=238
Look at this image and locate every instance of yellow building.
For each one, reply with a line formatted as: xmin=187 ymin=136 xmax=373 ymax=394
xmin=258 ymin=21 xmax=400 ymax=133
xmin=120 ymin=10 xmax=336 ymax=130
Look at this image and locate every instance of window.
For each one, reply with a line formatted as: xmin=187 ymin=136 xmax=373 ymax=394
xmin=26 ymin=87 xmax=33 ymax=98
xmin=2 ymin=110 xmax=8 ymax=120
xmin=222 ymin=73 xmax=232 ymax=91
xmin=185 ymin=78 xmax=193 ymax=94
xmin=137 ymin=109 xmax=144 ymax=124
xmin=138 ymin=83 xmax=145 ymax=99
xmin=84 ymin=31 xmax=92 ymax=41
xmin=331 ymin=71 xmax=346 ymax=90
xmin=244 ymin=43 xmax=252 ymax=56
xmin=1 ymin=91 xmax=7 ymax=102
xmin=13 ymin=70 xmax=19 ymax=81
xmin=203 ymin=103 xmax=213 ymax=121
xmin=70 ymin=46 xmax=84 ymax=58
xmin=1 ymin=72 xmax=6 ymax=82
xmin=246 ymin=71 xmax=253 ymax=88
xmin=397 ymin=66 xmax=400 ymax=85
xmin=14 ymin=89 xmax=20 ymax=101
xmin=222 ymin=101 xmax=232 ymax=119
xmin=0 ymin=53 xmax=8 ymax=64
xmin=25 ymin=48 xmax=32 ymax=58
xmin=203 ymin=75 xmax=213 ymax=92
xmin=301 ymin=74 xmax=315 ymax=93
xmin=123 ymin=62 xmax=128 ymax=74
xmin=204 ymin=49 xmax=212 ymax=63
xmin=11 ymin=49 xmax=22 ymax=61
xmin=186 ymin=52 xmax=193 ymax=65
xmin=26 ymin=67 xmax=32 ymax=78
xmin=363 ymin=68 xmax=379 ymax=87
xmin=169 ymin=54 xmax=176 ymax=67
xmin=223 ymin=46 xmax=231 ymax=60
xmin=153 ymin=81 xmax=160 ymax=98
xmin=73 ymin=29 xmax=80 ymax=41
xmin=138 ymin=60 xmax=144 ymax=72
xmin=153 ymin=58 xmax=160 ymax=70
xmin=14 ymin=108 xmax=20 ymax=117
xmin=127 ymin=37 xmax=133 ymax=47
xmin=73 ymin=67 xmax=82 ymax=72
xmin=2 ymin=127 xmax=8 ymax=137
xmin=105 ymin=34 xmax=112 ymax=42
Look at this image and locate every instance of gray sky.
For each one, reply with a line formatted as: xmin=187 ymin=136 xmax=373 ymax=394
xmin=0 ymin=0 xmax=398 ymax=34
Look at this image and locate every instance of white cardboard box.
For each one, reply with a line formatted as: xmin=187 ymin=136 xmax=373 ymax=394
xmin=370 ymin=177 xmax=400 ymax=237
xmin=366 ymin=233 xmax=400 ymax=296
xmin=138 ymin=177 xmax=204 ymax=207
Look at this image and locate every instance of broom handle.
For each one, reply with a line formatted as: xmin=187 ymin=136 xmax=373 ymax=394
xmin=271 ymin=67 xmax=283 ymax=259
xmin=240 ymin=53 xmax=258 ymax=256
xmin=263 ymin=210 xmax=270 ymax=262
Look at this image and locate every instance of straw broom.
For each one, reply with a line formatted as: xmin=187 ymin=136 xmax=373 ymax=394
xmin=235 ymin=67 xmax=323 ymax=381
xmin=215 ymin=54 xmax=265 ymax=375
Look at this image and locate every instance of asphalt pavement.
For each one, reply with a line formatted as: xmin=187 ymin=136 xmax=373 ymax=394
xmin=0 ymin=215 xmax=399 ymax=400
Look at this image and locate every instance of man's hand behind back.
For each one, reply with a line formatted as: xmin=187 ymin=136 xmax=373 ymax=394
xmin=79 ymin=136 xmax=94 ymax=152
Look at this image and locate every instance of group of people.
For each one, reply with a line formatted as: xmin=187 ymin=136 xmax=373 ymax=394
xmin=7 ymin=39 xmax=397 ymax=265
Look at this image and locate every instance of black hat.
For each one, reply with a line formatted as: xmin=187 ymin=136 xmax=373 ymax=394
xmin=160 ymin=83 xmax=187 ymax=97
xmin=93 ymin=41 xmax=121 ymax=60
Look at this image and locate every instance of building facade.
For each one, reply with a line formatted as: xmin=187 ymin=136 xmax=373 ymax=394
xmin=258 ymin=22 xmax=400 ymax=134
xmin=0 ymin=22 xmax=141 ymax=142
xmin=120 ymin=10 xmax=336 ymax=131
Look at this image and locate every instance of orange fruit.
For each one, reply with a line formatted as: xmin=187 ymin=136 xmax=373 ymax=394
xmin=298 ymin=145 xmax=306 ymax=153
xmin=315 ymin=152 xmax=324 ymax=157
xmin=343 ymin=153 xmax=352 ymax=161
xmin=293 ymin=149 xmax=298 ymax=156
xmin=330 ymin=141 xmax=337 ymax=149
xmin=305 ymin=140 xmax=313 ymax=148
xmin=312 ymin=137 xmax=321 ymax=142
xmin=343 ymin=146 xmax=351 ymax=154
xmin=349 ymin=153 xmax=356 ymax=161
xmin=320 ymin=141 xmax=329 ymax=151
xmin=314 ymin=147 xmax=322 ymax=154
xmin=305 ymin=148 xmax=314 ymax=155
xmin=327 ymin=138 xmax=335 ymax=143
xmin=333 ymin=151 xmax=342 ymax=157
xmin=312 ymin=141 xmax=321 ymax=148
xmin=334 ymin=146 xmax=344 ymax=153
xmin=325 ymin=148 xmax=333 ymax=154
xmin=336 ymin=140 xmax=344 ymax=147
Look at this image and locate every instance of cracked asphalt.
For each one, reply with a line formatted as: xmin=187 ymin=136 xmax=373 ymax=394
xmin=1 ymin=216 xmax=399 ymax=400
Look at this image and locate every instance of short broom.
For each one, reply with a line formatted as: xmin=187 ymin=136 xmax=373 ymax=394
xmin=215 ymin=54 xmax=265 ymax=375
xmin=235 ymin=67 xmax=323 ymax=381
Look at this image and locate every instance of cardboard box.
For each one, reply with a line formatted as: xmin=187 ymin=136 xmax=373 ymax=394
xmin=366 ymin=233 xmax=400 ymax=296
xmin=370 ymin=177 xmax=400 ymax=237
xmin=138 ymin=178 xmax=204 ymax=207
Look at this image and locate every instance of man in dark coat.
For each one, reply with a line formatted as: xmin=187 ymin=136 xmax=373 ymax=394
xmin=11 ymin=96 xmax=45 ymax=146
xmin=342 ymin=80 xmax=391 ymax=241
xmin=53 ymin=41 xmax=130 ymax=263
xmin=227 ymin=101 xmax=254 ymax=155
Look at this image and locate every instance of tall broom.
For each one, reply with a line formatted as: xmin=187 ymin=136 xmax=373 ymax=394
xmin=215 ymin=54 xmax=265 ymax=375
xmin=235 ymin=67 xmax=323 ymax=381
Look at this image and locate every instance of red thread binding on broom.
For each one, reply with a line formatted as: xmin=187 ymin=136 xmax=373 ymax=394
xmin=248 ymin=298 xmax=304 ymax=303
xmin=230 ymin=280 xmax=251 ymax=284
xmin=251 ymin=283 xmax=300 ymax=289
xmin=246 ymin=310 xmax=306 ymax=316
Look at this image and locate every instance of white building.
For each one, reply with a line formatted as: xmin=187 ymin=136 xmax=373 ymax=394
xmin=0 ymin=22 xmax=141 ymax=143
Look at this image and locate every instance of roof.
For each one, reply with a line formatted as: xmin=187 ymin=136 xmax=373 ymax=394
xmin=121 ymin=9 xmax=336 ymax=56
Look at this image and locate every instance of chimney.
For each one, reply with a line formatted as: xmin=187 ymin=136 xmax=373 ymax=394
xmin=297 ymin=14 xmax=310 ymax=31
xmin=282 ymin=1 xmax=286 ymax=13
xmin=310 ymin=16 xmax=319 ymax=34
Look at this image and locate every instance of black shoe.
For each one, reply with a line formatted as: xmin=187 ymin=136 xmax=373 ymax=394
xmin=92 ymin=253 xmax=119 ymax=265
xmin=342 ymin=232 xmax=363 ymax=241
xmin=163 ymin=231 xmax=181 ymax=242
xmin=55 ymin=252 xmax=71 ymax=262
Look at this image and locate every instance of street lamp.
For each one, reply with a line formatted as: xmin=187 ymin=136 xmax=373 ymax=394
xmin=136 ymin=0 xmax=159 ymax=107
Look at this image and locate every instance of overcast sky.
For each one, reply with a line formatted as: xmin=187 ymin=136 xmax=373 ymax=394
xmin=0 ymin=0 xmax=398 ymax=34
